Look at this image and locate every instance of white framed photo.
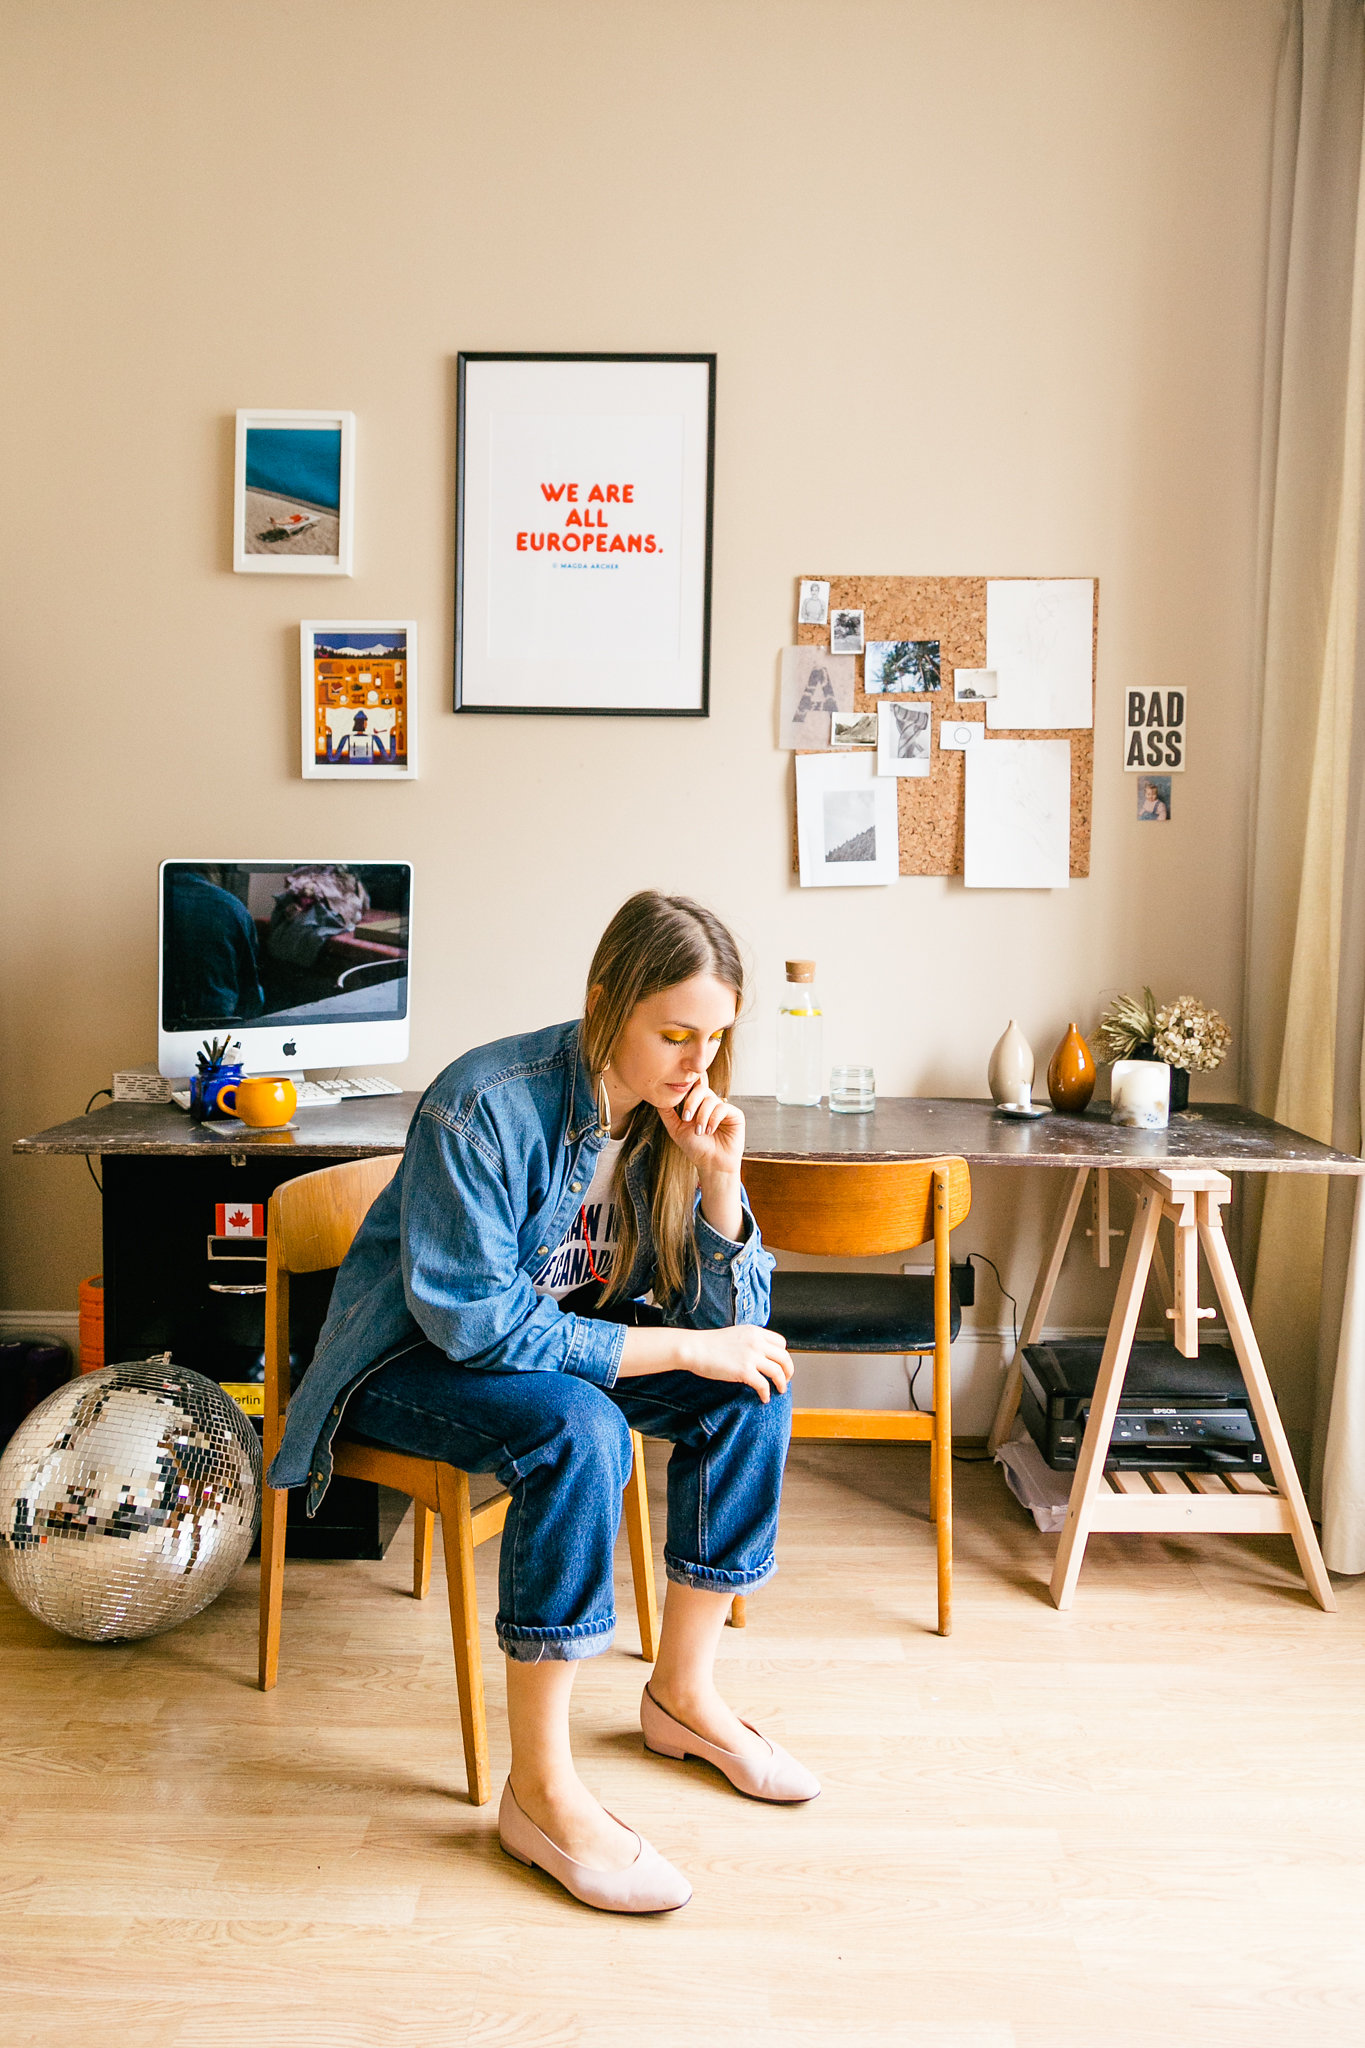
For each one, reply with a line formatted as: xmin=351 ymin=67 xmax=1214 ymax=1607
xmin=829 ymin=607 xmax=865 ymax=656
xmin=301 ymin=621 xmax=416 ymax=780
xmin=830 ymin=710 xmax=878 ymax=749
xmin=796 ymin=753 xmax=899 ymax=886
xmin=798 ymin=578 xmax=830 ymax=625
xmin=455 ymin=352 xmax=715 ymax=715
xmin=877 ymin=700 xmax=932 ymax=776
xmin=235 ymin=411 xmax=354 ymax=574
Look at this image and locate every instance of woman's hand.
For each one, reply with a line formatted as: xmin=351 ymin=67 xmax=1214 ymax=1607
xmin=680 ymin=1324 xmax=792 ymax=1403
xmin=660 ymin=1078 xmax=745 ymax=1179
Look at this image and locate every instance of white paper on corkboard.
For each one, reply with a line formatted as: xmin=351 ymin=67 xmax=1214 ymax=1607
xmin=964 ymin=739 xmax=1071 ymax=889
xmin=985 ymin=579 xmax=1095 ymax=730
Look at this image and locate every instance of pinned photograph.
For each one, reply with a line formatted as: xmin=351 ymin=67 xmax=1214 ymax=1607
xmin=865 ymin=640 xmax=941 ymax=693
xmin=954 ymin=667 xmax=998 ymax=701
xmin=830 ymin=710 xmax=878 ymax=749
xmin=938 ymin=719 xmax=981 ymax=751
xmin=301 ymin=621 xmax=417 ymax=779
xmin=1137 ymin=775 xmax=1172 ymax=821
xmin=877 ymin=701 xmax=932 ymax=777
xmin=829 ymin=608 xmax=865 ymax=656
xmin=796 ymin=752 xmax=899 ymax=887
xmin=777 ymin=646 xmax=856 ymax=749
xmin=234 ymin=410 xmax=355 ymax=575
xmin=798 ymin=579 xmax=830 ymax=626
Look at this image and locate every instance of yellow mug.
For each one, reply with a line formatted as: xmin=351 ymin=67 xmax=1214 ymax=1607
xmin=216 ymin=1076 xmax=297 ymax=1128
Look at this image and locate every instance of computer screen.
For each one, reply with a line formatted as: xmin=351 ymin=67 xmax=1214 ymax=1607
xmin=158 ymin=859 xmax=412 ymax=1075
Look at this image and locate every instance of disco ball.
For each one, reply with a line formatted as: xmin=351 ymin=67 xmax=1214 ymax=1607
xmin=0 ymin=1358 xmax=261 ymax=1643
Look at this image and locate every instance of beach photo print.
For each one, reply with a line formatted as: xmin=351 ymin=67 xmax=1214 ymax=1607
xmin=235 ymin=410 xmax=355 ymax=574
xmin=300 ymin=621 xmax=416 ymax=779
xmin=865 ymin=640 xmax=942 ymax=693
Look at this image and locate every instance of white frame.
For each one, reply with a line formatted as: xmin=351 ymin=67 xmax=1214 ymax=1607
xmin=300 ymin=620 xmax=417 ymax=781
xmin=795 ymin=753 xmax=899 ymax=887
xmin=156 ymin=858 xmax=413 ymax=1077
xmin=234 ymin=409 xmax=355 ymax=575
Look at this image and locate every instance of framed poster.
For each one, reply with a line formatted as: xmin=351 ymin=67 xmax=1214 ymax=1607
xmin=300 ymin=621 xmax=416 ymax=779
xmin=454 ymin=353 xmax=715 ymax=715
xmin=234 ymin=409 xmax=355 ymax=574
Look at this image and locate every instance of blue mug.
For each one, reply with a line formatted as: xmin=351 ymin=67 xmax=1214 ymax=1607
xmin=190 ymin=1063 xmax=244 ymax=1120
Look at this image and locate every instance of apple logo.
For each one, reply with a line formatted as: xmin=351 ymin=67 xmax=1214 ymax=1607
xmin=282 ymin=1040 xmax=297 ymax=1057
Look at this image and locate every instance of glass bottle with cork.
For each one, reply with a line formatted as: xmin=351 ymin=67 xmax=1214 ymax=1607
xmin=777 ymin=960 xmax=823 ymax=1105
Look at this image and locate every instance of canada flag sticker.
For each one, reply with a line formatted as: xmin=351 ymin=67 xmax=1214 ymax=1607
xmin=216 ymin=1203 xmax=265 ymax=1239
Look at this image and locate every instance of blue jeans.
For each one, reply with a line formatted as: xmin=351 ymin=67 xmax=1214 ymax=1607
xmin=347 ymin=1345 xmax=792 ymax=1662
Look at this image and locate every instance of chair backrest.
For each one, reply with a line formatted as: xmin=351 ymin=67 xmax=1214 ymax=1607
xmin=742 ymin=1156 xmax=971 ymax=1257
xmin=269 ymin=1154 xmax=402 ymax=1275
xmin=263 ymin=1155 xmax=401 ymax=1456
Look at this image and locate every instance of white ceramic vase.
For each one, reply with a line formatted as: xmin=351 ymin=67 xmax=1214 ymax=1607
xmin=988 ymin=1020 xmax=1035 ymax=1106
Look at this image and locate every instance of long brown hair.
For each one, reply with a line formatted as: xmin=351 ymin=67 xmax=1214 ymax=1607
xmin=581 ymin=891 xmax=744 ymax=1307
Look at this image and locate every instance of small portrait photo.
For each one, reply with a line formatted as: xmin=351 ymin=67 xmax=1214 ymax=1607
xmin=865 ymin=639 xmax=941 ymax=693
xmin=777 ymin=645 xmax=857 ymax=749
xmin=798 ymin=578 xmax=830 ymax=626
xmin=877 ymin=700 xmax=932 ymax=777
xmin=829 ymin=607 xmax=865 ymax=655
xmin=954 ymin=667 xmax=998 ymax=701
xmin=235 ymin=410 xmax=355 ymax=575
xmin=1137 ymin=775 xmax=1172 ymax=822
xmin=830 ymin=710 xmax=878 ymax=749
xmin=301 ymin=621 xmax=417 ymax=780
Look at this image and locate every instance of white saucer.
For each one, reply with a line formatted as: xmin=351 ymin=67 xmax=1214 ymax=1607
xmin=994 ymin=1103 xmax=1049 ymax=1121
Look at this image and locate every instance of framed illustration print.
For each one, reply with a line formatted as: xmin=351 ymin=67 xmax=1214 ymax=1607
xmin=235 ymin=410 xmax=355 ymax=574
xmin=300 ymin=621 xmax=416 ymax=779
xmin=454 ymin=353 xmax=715 ymax=715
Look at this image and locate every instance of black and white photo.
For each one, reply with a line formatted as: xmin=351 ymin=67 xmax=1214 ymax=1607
xmin=798 ymin=579 xmax=830 ymax=625
xmin=795 ymin=752 xmax=899 ymax=886
xmin=830 ymin=710 xmax=877 ymax=749
xmin=829 ymin=607 xmax=865 ymax=656
xmin=877 ymin=700 xmax=932 ymax=777
xmin=954 ymin=667 xmax=998 ymax=701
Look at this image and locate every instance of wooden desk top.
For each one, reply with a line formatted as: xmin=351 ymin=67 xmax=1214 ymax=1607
xmin=732 ymin=1097 xmax=1364 ymax=1175
xmin=13 ymin=1093 xmax=1363 ymax=1175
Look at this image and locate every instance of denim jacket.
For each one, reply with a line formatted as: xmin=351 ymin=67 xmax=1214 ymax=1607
xmin=268 ymin=1020 xmax=775 ymax=1512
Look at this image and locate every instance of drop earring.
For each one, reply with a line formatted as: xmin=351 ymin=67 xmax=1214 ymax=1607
xmin=598 ymin=1069 xmax=612 ymax=1137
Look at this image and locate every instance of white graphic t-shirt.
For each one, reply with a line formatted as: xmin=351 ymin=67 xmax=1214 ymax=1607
xmin=533 ymin=1136 xmax=626 ymax=1300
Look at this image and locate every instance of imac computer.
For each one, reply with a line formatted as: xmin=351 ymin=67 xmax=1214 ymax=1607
xmin=158 ymin=859 xmax=412 ymax=1077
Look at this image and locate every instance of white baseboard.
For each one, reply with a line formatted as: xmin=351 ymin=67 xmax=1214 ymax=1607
xmin=0 ymin=1309 xmax=80 ymax=1347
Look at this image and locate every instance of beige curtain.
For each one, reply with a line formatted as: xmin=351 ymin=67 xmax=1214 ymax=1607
xmin=1246 ymin=0 xmax=1365 ymax=1570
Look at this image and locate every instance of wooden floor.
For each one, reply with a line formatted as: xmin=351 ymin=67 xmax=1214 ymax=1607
xmin=3 ymin=1440 xmax=1364 ymax=2047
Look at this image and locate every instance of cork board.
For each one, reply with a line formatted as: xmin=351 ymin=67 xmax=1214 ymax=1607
xmin=795 ymin=576 xmax=1096 ymax=877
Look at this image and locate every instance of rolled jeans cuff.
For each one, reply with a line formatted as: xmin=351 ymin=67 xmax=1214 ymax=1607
xmin=663 ymin=1552 xmax=777 ymax=1594
xmin=497 ymin=1615 xmax=616 ymax=1662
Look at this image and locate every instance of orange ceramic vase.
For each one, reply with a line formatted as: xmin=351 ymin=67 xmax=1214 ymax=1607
xmin=1047 ymin=1022 xmax=1096 ymax=1113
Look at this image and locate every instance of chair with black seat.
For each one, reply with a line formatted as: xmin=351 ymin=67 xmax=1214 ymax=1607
xmin=258 ymin=1155 xmax=661 ymax=1805
xmin=742 ymin=1155 xmax=971 ymax=1636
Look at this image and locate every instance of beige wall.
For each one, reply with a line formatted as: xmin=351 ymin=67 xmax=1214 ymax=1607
xmin=1 ymin=1 xmax=1285 ymax=1416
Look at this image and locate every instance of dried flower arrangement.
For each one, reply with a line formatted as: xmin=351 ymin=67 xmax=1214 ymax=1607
xmin=1096 ymin=988 xmax=1231 ymax=1073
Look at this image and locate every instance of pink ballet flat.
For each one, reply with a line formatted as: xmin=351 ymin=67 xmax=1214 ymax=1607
xmin=641 ymin=1685 xmax=821 ymax=1804
xmin=497 ymin=1779 xmax=692 ymax=1914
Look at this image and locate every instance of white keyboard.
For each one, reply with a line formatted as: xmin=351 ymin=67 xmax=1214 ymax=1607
xmin=171 ymin=1075 xmax=403 ymax=1112
xmin=292 ymin=1076 xmax=405 ymax=1107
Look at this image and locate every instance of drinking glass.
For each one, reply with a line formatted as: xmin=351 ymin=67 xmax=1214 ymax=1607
xmin=829 ymin=1064 xmax=875 ymax=1114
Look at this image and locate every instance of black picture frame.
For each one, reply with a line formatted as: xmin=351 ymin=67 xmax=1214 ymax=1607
xmin=454 ymin=351 xmax=715 ymax=717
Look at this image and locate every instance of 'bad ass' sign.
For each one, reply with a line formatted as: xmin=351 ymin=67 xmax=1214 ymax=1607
xmin=1124 ymin=689 xmax=1186 ymax=772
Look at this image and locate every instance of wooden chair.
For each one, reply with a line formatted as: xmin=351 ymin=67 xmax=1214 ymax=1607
xmin=257 ymin=1156 xmax=661 ymax=1805
xmin=743 ymin=1156 xmax=971 ymax=1636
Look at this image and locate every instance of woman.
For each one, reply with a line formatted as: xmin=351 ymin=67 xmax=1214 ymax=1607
xmin=268 ymin=891 xmax=816 ymax=1915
